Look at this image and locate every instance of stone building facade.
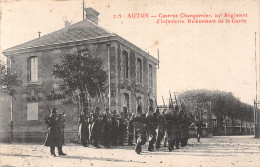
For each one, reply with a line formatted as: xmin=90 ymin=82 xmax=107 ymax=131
xmin=1 ymin=8 xmax=158 ymax=142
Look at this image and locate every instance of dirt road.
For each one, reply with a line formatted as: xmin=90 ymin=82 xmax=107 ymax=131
xmin=0 ymin=136 xmax=259 ymax=167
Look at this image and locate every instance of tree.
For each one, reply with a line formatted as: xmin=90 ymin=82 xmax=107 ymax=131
xmin=0 ymin=60 xmax=22 ymax=143
xmin=53 ymin=49 xmax=107 ymax=113
xmin=179 ymin=89 xmax=254 ymax=135
xmin=0 ymin=60 xmax=22 ymax=96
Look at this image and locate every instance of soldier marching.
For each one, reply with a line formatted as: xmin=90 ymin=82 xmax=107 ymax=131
xmin=43 ymin=92 xmax=206 ymax=156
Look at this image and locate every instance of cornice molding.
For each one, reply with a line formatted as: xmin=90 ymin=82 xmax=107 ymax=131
xmin=3 ymin=35 xmax=159 ymax=64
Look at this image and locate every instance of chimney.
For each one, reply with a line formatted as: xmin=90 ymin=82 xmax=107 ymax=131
xmin=85 ymin=7 xmax=99 ymax=24
xmin=65 ymin=20 xmax=70 ymax=28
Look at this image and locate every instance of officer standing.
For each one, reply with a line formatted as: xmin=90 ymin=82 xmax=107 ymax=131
xmin=44 ymin=108 xmax=66 ymax=157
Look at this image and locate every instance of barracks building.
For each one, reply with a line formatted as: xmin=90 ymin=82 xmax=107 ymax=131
xmin=1 ymin=8 xmax=159 ymax=142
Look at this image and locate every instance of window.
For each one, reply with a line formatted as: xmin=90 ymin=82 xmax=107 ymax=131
xmin=28 ymin=57 xmax=38 ymax=82
xmin=136 ymin=58 xmax=142 ymax=83
xmin=27 ymin=102 xmax=38 ymax=120
xmin=122 ymin=93 xmax=129 ymax=114
xmin=122 ymin=51 xmax=129 ymax=78
xmin=7 ymin=57 xmax=12 ymax=71
xmin=149 ymin=64 xmax=153 ymax=87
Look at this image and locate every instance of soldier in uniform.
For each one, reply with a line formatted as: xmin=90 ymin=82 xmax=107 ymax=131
xmin=100 ymin=110 xmax=111 ymax=147
xmin=195 ymin=116 xmax=203 ymax=142
xmin=165 ymin=107 xmax=174 ymax=151
xmin=132 ymin=105 xmax=147 ymax=154
xmin=44 ymin=108 xmax=66 ymax=156
xmin=174 ymin=106 xmax=181 ymax=149
xmin=78 ymin=110 xmax=89 ymax=147
xmin=146 ymin=101 xmax=157 ymax=151
xmin=180 ymin=106 xmax=190 ymax=147
xmin=127 ymin=113 xmax=135 ymax=146
xmin=91 ymin=108 xmax=101 ymax=148
xmin=165 ymin=104 xmax=180 ymax=151
xmin=117 ymin=114 xmax=125 ymax=146
xmin=155 ymin=108 xmax=167 ymax=149
xmin=110 ymin=110 xmax=118 ymax=146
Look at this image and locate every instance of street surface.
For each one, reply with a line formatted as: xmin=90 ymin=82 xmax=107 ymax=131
xmin=0 ymin=136 xmax=259 ymax=167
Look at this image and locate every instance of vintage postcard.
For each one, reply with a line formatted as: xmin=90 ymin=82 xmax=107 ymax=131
xmin=0 ymin=0 xmax=259 ymax=166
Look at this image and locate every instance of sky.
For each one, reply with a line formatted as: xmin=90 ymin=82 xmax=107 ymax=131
xmin=0 ymin=0 xmax=259 ymax=105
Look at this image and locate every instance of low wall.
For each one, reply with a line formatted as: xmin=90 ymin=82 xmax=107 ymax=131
xmin=189 ymin=127 xmax=213 ymax=138
xmin=212 ymin=126 xmax=254 ymax=136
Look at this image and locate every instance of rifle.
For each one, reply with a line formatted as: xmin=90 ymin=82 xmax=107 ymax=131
xmin=169 ymin=90 xmax=174 ymax=107
xmin=174 ymin=92 xmax=178 ymax=107
xmin=134 ymin=92 xmax=139 ymax=103
xmin=162 ymin=96 xmax=166 ymax=108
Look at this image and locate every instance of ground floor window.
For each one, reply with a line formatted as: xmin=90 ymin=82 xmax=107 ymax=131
xmin=27 ymin=102 xmax=38 ymax=120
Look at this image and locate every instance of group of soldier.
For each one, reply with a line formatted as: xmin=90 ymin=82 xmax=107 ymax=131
xmin=43 ymin=101 xmax=202 ymax=156
xmin=77 ymin=101 xmax=193 ymax=154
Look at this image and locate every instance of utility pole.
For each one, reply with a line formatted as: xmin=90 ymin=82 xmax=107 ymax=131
xmin=82 ymin=0 xmax=85 ymax=20
xmin=107 ymin=42 xmax=111 ymax=112
xmin=10 ymin=97 xmax=13 ymax=143
xmin=254 ymin=32 xmax=259 ymax=138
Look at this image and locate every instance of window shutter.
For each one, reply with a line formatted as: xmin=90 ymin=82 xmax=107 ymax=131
xmin=37 ymin=56 xmax=43 ymax=85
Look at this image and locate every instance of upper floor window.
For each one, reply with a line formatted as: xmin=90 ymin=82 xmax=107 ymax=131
xmin=149 ymin=64 xmax=153 ymax=87
xmin=136 ymin=58 xmax=142 ymax=83
xmin=122 ymin=51 xmax=129 ymax=78
xmin=28 ymin=57 xmax=38 ymax=82
xmin=7 ymin=57 xmax=12 ymax=71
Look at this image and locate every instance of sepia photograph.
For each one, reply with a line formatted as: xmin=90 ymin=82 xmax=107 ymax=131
xmin=0 ymin=0 xmax=259 ymax=166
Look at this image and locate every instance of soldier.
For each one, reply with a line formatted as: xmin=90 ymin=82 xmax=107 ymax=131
xmin=110 ymin=110 xmax=118 ymax=146
xmin=127 ymin=113 xmax=135 ymax=146
xmin=155 ymin=108 xmax=167 ymax=149
xmin=132 ymin=105 xmax=147 ymax=154
xmin=88 ymin=112 xmax=94 ymax=145
xmin=195 ymin=116 xmax=203 ymax=142
xmin=146 ymin=102 xmax=157 ymax=151
xmin=165 ymin=105 xmax=179 ymax=152
xmin=100 ymin=111 xmax=111 ymax=147
xmin=91 ymin=108 xmax=101 ymax=148
xmin=179 ymin=105 xmax=190 ymax=147
xmin=44 ymin=108 xmax=66 ymax=157
xmin=78 ymin=110 xmax=89 ymax=147
xmin=117 ymin=114 xmax=126 ymax=146
xmin=174 ymin=106 xmax=181 ymax=149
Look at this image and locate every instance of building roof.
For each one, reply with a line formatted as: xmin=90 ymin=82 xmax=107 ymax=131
xmin=3 ymin=18 xmax=159 ymax=64
xmin=5 ymin=19 xmax=115 ymax=52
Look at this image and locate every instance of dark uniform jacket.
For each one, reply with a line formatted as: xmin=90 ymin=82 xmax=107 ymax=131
xmin=44 ymin=114 xmax=63 ymax=147
xmin=78 ymin=114 xmax=89 ymax=142
xmin=165 ymin=114 xmax=179 ymax=140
